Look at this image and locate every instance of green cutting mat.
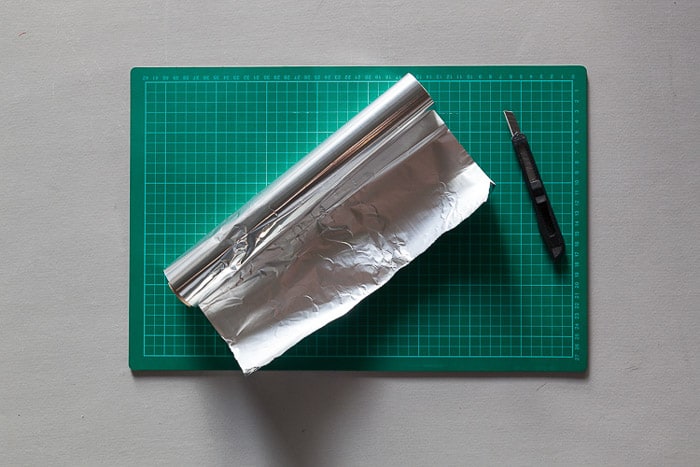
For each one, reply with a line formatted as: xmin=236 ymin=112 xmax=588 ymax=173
xmin=130 ymin=66 xmax=587 ymax=372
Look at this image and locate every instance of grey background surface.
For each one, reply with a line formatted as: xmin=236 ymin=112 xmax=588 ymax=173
xmin=1 ymin=1 xmax=699 ymax=465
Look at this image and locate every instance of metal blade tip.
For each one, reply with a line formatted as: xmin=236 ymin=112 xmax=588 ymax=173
xmin=503 ymin=110 xmax=520 ymax=136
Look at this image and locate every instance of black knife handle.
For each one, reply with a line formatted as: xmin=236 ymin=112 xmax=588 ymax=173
xmin=512 ymin=133 xmax=566 ymax=260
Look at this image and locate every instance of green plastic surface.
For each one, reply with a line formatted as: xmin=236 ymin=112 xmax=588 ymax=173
xmin=130 ymin=66 xmax=587 ymax=372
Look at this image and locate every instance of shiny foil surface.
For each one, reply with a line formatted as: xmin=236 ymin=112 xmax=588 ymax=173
xmin=164 ymin=74 xmax=492 ymax=373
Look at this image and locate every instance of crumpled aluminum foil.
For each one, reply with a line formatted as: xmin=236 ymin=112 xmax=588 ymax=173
xmin=164 ymin=74 xmax=492 ymax=373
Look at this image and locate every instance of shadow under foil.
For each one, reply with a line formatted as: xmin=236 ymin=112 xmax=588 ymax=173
xmin=270 ymin=201 xmax=518 ymax=370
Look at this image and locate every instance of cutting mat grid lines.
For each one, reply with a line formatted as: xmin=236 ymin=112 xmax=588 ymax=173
xmin=130 ymin=66 xmax=587 ymax=371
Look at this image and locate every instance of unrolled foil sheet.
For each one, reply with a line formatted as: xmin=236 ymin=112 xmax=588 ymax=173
xmin=164 ymin=74 xmax=493 ymax=373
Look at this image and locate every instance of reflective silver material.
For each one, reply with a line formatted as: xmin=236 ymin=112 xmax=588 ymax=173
xmin=164 ymin=74 xmax=492 ymax=373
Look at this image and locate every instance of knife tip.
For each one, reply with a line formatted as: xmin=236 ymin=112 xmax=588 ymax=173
xmin=503 ymin=110 xmax=520 ymax=137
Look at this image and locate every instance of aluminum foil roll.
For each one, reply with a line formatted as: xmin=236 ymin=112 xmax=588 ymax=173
xmin=164 ymin=74 xmax=492 ymax=373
